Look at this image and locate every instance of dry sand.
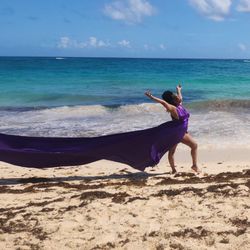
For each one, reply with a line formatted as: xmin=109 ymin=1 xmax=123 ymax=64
xmin=0 ymin=146 xmax=249 ymax=249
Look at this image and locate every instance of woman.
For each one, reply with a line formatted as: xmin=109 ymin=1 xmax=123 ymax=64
xmin=145 ymin=85 xmax=200 ymax=174
xmin=0 ymin=85 xmax=200 ymax=173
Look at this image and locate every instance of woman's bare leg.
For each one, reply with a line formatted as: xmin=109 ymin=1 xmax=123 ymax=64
xmin=168 ymin=144 xmax=178 ymax=173
xmin=181 ymin=133 xmax=200 ymax=172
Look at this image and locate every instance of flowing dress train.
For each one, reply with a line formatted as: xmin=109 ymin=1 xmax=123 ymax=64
xmin=0 ymin=105 xmax=189 ymax=171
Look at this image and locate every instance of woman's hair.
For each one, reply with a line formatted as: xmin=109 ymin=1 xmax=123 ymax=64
xmin=162 ymin=90 xmax=175 ymax=105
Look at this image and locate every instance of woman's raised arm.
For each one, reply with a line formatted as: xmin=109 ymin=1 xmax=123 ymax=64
xmin=176 ymin=84 xmax=183 ymax=103
xmin=145 ymin=91 xmax=179 ymax=119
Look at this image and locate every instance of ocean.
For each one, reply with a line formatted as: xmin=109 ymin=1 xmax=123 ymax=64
xmin=0 ymin=57 xmax=249 ymax=148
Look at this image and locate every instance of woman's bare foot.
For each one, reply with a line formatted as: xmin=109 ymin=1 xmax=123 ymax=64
xmin=191 ymin=165 xmax=201 ymax=174
xmin=171 ymin=166 xmax=177 ymax=174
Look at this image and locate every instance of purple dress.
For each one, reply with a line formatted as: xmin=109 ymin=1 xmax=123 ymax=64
xmin=0 ymin=105 xmax=189 ymax=171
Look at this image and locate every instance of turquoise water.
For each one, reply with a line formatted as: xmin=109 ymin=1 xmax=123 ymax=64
xmin=0 ymin=57 xmax=249 ymax=147
xmin=0 ymin=57 xmax=250 ymax=108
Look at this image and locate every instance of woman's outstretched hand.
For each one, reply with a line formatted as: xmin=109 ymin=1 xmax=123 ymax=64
xmin=145 ymin=90 xmax=152 ymax=98
xmin=176 ymin=84 xmax=182 ymax=92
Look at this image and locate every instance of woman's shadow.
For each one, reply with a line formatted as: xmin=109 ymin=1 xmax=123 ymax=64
xmin=0 ymin=169 xmax=168 ymax=186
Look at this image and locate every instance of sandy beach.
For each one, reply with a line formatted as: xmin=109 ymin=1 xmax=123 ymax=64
xmin=2 ymin=0 xmax=250 ymax=249
xmin=0 ymin=145 xmax=249 ymax=250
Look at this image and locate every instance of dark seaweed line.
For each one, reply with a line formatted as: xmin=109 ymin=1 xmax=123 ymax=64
xmin=0 ymin=169 xmax=249 ymax=194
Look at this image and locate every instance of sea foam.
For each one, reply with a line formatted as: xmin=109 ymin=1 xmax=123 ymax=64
xmin=0 ymin=102 xmax=249 ymax=149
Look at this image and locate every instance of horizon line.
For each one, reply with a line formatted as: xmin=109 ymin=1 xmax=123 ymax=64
xmin=0 ymin=55 xmax=249 ymax=60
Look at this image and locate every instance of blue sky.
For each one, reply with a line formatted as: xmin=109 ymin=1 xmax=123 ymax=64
xmin=1 ymin=0 xmax=250 ymax=58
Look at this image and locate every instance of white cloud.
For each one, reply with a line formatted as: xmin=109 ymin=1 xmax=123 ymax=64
xmin=238 ymin=43 xmax=247 ymax=51
xmin=88 ymin=37 xmax=110 ymax=48
xmin=159 ymin=44 xmax=166 ymax=50
xmin=57 ymin=36 xmax=110 ymax=49
xmin=143 ymin=44 xmax=155 ymax=50
xmin=77 ymin=41 xmax=87 ymax=48
xmin=104 ymin=0 xmax=155 ymax=24
xmin=89 ymin=37 xmax=97 ymax=47
xmin=98 ymin=40 xmax=108 ymax=47
xmin=57 ymin=37 xmax=71 ymax=48
xmin=189 ymin=0 xmax=232 ymax=21
xmin=237 ymin=0 xmax=250 ymax=12
xmin=118 ymin=40 xmax=131 ymax=48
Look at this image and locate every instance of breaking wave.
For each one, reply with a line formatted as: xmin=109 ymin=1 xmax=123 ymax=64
xmin=187 ymin=99 xmax=250 ymax=112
